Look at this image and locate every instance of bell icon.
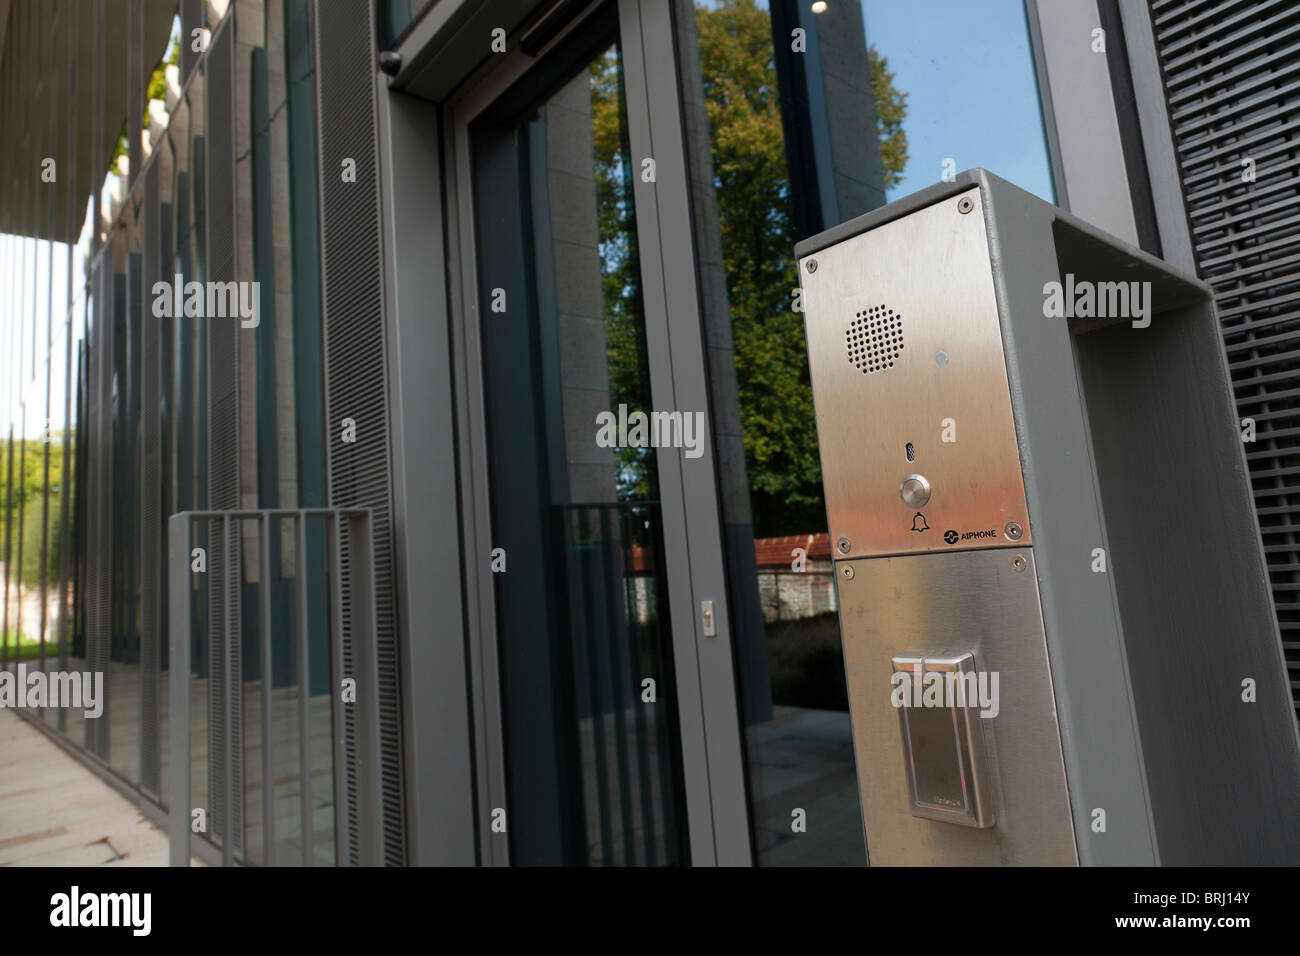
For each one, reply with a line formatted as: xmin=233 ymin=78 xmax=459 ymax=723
xmin=911 ymin=512 xmax=930 ymax=533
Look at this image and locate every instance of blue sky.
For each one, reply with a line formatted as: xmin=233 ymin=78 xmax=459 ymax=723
xmin=859 ymin=0 xmax=1056 ymax=201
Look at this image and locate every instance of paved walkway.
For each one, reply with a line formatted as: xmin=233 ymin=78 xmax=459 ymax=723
xmin=0 ymin=708 xmax=175 ymax=866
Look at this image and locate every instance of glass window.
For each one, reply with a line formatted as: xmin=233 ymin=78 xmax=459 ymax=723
xmin=686 ymin=0 xmax=1056 ymax=864
xmin=862 ymin=0 xmax=1055 ymax=203
xmin=471 ymin=31 xmax=691 ymax=866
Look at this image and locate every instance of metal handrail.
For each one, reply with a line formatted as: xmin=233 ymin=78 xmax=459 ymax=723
xmin=167 ymin=508 xmax=382 ymax=866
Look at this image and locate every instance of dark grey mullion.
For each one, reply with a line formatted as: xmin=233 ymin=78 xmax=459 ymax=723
xmin=618 ymin=0 xmax=752 ymax=865
xmin=625 ymin=506 xmax=658 ymax=866
xmin=579 ymin=507 xmax=613 ymax=865
xmin=600 ymin=505 xmax=637 ymax=865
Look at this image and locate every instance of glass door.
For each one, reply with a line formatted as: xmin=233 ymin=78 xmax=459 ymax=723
xmin=461 ymin=11 xmax=691 ymax=866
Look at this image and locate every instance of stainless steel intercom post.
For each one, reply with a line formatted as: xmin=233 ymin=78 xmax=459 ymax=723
xmin=797 ymin=169 xmax=1300 ymax=866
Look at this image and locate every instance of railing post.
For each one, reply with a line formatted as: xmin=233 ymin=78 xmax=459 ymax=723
xmin=295 ymin=512 xmax=312 ymax=866
xmin=168 ymin=514 xmax=191 ymax=866
xmin=222 ymin=514 xmax=234 ymax=867
xmin=166 ymin=507 xmax=378 ymax=866
xmin=260 ymin=514 xmax=275 ymax=865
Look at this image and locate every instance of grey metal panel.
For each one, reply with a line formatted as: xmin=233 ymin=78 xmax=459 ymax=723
xmin=1118 ymin=0 xmax=1196 ymax=273
xmin=204 ymin=16 xmax=241 ymax=858
xmin=374 ymin=87 xmax=477 ymax=865
xmin=981 ymin=172 xmax=1160 ymax=864
xmin=837 ymin=549 xmax=1076 ymax=865
xmin=798 ymin=187 xmax=1033 ymax=561
xmin=1027 ymin=0 xmax=1138 ymax=242
xmin=619 ymin=0 xmax=752 ymax=865
xmin=140 ymin=158 xmax=162 ymax=798
xmin=1149 ymin=0 xmax=1300 ymax=721
xmin=1071 ymin=282 xmax=1300 ymax=864
xmin=800 ymin=168 xmax=1300 ymax=864
xmin=447 ymin=71 xmax=513 ymax=868
xmin=392 ymin=0 xmax=546 ymax=98
xmin=313 ymin=0 xmax=406 ymax=866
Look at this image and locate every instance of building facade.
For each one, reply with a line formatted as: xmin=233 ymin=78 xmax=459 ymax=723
xmin=0 ymin=0 xmax=1296 ymax=866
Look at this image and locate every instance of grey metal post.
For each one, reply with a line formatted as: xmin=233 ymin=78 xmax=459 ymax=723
xmin=222 ymin=514 xmax=234 ymax=867
xmin=296 ymin=513 xmax=312 ymax=865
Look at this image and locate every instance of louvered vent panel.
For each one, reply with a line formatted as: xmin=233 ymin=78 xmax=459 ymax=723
xmin=1152 ymin=0 xmax=1300 ymax=719
xmin=314 ymin=0 xmax=406 ymax=866
xmin=205 ymin=18 xmax=243 ymax=857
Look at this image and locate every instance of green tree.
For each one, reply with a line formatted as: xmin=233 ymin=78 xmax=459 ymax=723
xmin=590 ymin=45 xmax=657 ymax=501
xmin=0 ymin=436 xmax=66 ymax=589
xmin=869 ymin=45 xmax=908 ymax=189
xmin=589 ymin=0 xmax=908 ymax=532
xmin=695 ymin=0 xmax=909 ymax=534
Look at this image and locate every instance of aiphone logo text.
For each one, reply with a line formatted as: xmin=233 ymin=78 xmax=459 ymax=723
xmin=890 ymin=663 xmax=1000 ymax=718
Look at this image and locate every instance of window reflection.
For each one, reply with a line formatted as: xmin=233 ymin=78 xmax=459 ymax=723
xmin=689 ymin=0 xmax=1055 ymax=864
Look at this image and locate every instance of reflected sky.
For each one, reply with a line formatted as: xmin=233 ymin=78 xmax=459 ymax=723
xmin=863 ymin=0 xmax=1055 ymax=202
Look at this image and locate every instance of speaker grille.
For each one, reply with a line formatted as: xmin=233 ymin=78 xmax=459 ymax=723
xmin=847 ymin=305 xmax=904 ymax=373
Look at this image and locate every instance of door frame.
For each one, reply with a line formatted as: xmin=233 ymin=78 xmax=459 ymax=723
xmin=440 ymin=0 xmax=751 ymax=866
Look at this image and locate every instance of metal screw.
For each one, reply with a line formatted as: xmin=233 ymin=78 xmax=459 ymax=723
xmin=806 ymin=259 xmax=818 ymax=273
xmin=836 ymin=536 xmax=851 ymax=554
xmin=958 ymin=197 xmax=974 ymax=214
xmin=1011 ymin=554 xmax=1026 ymax=572
xmin=1005 ymin=521 xmax=1023 ymax=541
xmin=841 ymin=565 xmax=855 ymax=580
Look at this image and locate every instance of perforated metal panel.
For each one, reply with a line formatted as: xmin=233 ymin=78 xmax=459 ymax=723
xmin=313 ymin=0 xmax=406 ymax=866
xmin=205 ymin=18 xmax=243 ymax=857
xmin=846 ymin=305 xmax=904 ymax=374
xmin=1151 ymin=0 xmax=1300 ymax=718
